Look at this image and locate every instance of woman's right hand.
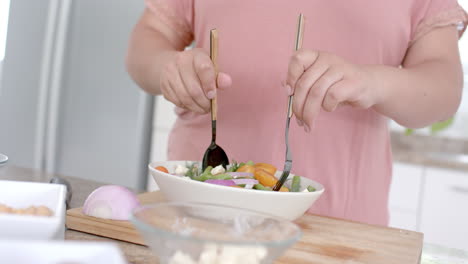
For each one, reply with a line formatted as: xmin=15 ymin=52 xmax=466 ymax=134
xmin=159 ymin=48 xmax=232 ymax=114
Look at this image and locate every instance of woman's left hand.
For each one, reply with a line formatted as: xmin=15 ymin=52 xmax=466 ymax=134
xmin=286 ymin=49 xmax=381 ymax=132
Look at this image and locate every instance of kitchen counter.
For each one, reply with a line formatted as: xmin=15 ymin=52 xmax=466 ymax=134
xmin=3 ymin=164 xmax=464 ymax=264
xmin=391 ymin=131 xmax=468 ymax=172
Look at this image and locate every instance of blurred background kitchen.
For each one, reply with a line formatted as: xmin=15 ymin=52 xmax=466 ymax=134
xmin=1 ymin=0 xmax=467 ymax=252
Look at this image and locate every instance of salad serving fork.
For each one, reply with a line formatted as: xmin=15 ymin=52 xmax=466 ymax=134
xmin=273 ymin=14 xmax=305 ymax=191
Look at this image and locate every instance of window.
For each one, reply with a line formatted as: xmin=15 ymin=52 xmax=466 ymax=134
xmin=0 ymin=0 xmax=10 ymax=61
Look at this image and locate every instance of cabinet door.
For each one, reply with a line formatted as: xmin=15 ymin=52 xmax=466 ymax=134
xmin=154 ymin=97 xmax=177 ymax=131
xmin=420 ymin=167 xmax=468 ymax=251
xmin=388 ymin=162 xmax=423 ymax=231
xmin=389 ymin=210 xmax=418 ymax=231
xmin=147 ymin=97 xmax=178 ymax=191
xmin=389 ymin=163 xmax=423 ymax=212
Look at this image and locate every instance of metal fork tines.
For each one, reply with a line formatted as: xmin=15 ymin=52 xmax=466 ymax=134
xmin=273 ymin=99 xmax=293 ymax=191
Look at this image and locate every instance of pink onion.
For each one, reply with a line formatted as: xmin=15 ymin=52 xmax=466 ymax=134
xmin=226 ymin=172 xmax=254 ymax=178
xmin=82 ymin=185 xmax=140 ymax=220
xmin=204 ymin=179 xmax=236 ymax=186
xmin=232 ymin=179 xmax=259 ymax=185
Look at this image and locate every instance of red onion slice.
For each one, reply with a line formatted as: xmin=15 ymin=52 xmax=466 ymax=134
xmin=82 ymin=185 xmax=140 ymax=220
xmin=204 ymin=179 xmax=236 ymax=186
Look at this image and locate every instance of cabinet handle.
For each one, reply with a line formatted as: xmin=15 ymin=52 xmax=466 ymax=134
xmin=451 ymin=186 xmax=468 ymax=194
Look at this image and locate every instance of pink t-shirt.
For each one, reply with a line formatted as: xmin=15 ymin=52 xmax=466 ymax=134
xmin=145 ymin=0 xmax=467 ymax=226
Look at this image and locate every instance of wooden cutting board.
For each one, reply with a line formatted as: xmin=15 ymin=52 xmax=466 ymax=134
xmin=66 ymin=192 xmax=423 ymax=264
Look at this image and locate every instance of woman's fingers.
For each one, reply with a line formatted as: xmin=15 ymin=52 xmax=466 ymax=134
xmin=285 ymin=50 xmax=376 ymax=132
xmin=160 ymin=64 xmax=183 ymax=107
xmin=217 ymin=72 xmax=232 ymax=89
xmin=292 ymin=63 xmax=329 ymax=123
xmin=322 ymin=80 xmax=354 ymax=112
xmin=177 ymin=53 xmax=211 ymax=112
xmin=178 ymin=71 xmax=211 ymax=113
xmin=300 ymin=69 xmax=343 ymax=131
xmin=160 ymin=49 xmax=232 ymax=114
xmin=169 ymin=66 xmax=206 ymax=114
xmin=193 ymin=51 xmax=217 ymax=99
xmin=286 ymin=49 xmax=319 ymax=94
xmin=322 ymin=77 xmax=375 ymax=112
xmin=161 ymin=81 xmax=181 ymax=107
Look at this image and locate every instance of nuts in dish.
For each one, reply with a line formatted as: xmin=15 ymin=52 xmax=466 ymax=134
xmin=0 ymin=204 xmax=54 ymax=217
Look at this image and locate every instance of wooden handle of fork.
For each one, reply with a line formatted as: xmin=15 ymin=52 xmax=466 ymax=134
xmin=288 ymin=14 xmax=305 ymax=118
xmin=210 ymin=29 xmax=218 ymax=121
xmin=295 ymin=14 xmax=305 ymax=51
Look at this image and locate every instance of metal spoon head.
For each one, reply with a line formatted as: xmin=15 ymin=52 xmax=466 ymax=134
xmin=202 ymin=143 xmax=229 ymax=170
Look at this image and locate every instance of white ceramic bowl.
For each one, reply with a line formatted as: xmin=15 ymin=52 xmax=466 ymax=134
xmin=0 ymin=240 xmax=126 ymax=264
xmin=149 ymin=161 xmax=324 ymax=221
xmin=0 ymin=180 xmax=66 ymax=240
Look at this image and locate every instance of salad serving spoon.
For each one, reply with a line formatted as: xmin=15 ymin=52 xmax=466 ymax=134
xmin=202 ymin=29 xmax=229 ymax=170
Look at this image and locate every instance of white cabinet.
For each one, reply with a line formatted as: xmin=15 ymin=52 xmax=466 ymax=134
xmin=388 ymin=162 xmax=424 ymax=231
xmin=147 ymin=97 xmax=178 ymax=191
xmin=151 ymin=97 xmax=177 ymax=163
xmin=389 ymin=210 xmax=418 ymax=231
xmin=420 ymin=167 xmax=468 ymax=251
xmin=154 ymin=96 xmax=178 ymax=131
xmin=389 ymin=163 xmax=424 ymax=212
xmin=389 ymin=163 xmax=468 ymax=251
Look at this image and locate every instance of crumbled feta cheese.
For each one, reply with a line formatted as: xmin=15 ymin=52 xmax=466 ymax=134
xmin=244 ymin=183 xmax=254 ymax=189
xmin=210 ymin=165 xmax=225 ymax=175
xmin=168 ymin=244 xmax=267 ymax=264
xmin=175 ymin=165 xmax=189 ymax=176
xmin=220 ymin=245 xmax=267 ymax=264
xmin=168 ymin=251 xmax=196 ymax=264
xmin=301 ymin=188 xmax=309 ymax=193
xmin=198 ymin=244 xmax=219 ymax=264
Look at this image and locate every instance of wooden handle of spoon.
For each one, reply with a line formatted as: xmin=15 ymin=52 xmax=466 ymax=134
xmin=210 ymin=29 xmax=218 ymax=121
xmin=288 ymin=14 xmax=305 ymax=118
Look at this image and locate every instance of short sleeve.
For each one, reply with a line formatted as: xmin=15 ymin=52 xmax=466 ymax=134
xmin=410 ymin=0 xmax=467 ymax=45
xmin=145 ymin=0 xmax=194 ymax=48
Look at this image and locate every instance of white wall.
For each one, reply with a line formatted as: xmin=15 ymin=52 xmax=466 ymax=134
xmin=0 ymin=0 xmax=10 ymax=61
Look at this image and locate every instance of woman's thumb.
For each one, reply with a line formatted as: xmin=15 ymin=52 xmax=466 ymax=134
xmin=217 ymin=72 xmax=232 ymax=89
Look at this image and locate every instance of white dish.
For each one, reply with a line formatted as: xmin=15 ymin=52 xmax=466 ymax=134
xmin=149 ymin=161 xmax=325 ymax=221
xmin=0 ymin=240 xmax=127 ymax=264
xmin=0 ymin=180 xmax=66 ymax=240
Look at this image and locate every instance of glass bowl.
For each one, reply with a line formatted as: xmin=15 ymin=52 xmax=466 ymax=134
xmin=131 ymin=202 xmax=302 ymax=264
